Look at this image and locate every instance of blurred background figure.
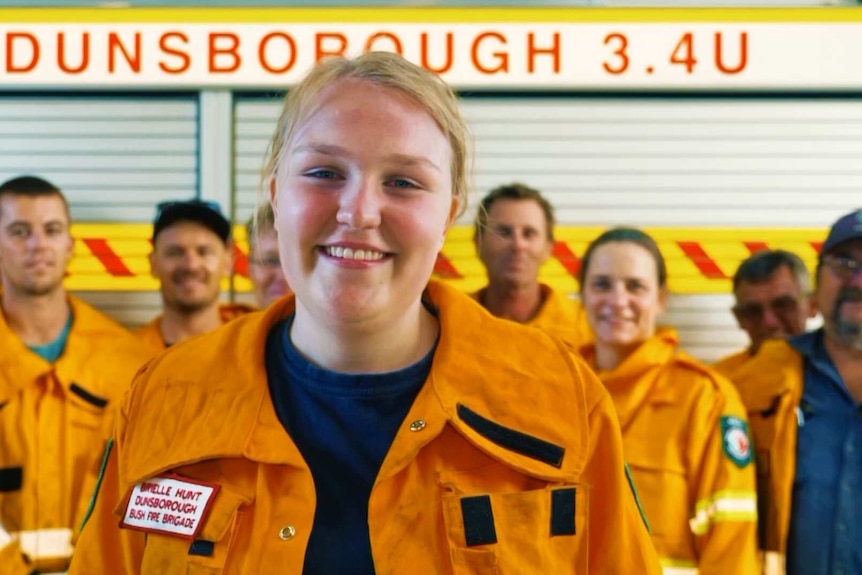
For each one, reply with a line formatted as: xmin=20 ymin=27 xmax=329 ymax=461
xmin=137 ymin=199 xmax=253 ymax=354
xmin=0 ymin=175 xmax=148 ymax=575
xmin=473 ymin=182 xmax=590 ymax=348
xmin=715 ymin=249 xmax=816 ymax=379
xmin=731 ymin=209 xmax=862 ymax=575
xmin=578 ymin=227 xmax=759 ymax=574
xmin=246 ymin=201 xmax=290 ymax=308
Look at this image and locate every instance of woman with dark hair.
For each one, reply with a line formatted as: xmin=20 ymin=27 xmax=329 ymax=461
xmin=579 ymin=227 xmax=759 ymax=575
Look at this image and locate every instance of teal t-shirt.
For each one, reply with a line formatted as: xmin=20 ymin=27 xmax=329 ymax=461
xmin=28 ymin=310 xmax=73 ymax=363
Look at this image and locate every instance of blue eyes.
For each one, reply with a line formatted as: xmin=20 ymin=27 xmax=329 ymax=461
xmin=305 ymin=169 xmax=339 ymax=180
xmin=302 ymin=170 xmax=418 ymax=190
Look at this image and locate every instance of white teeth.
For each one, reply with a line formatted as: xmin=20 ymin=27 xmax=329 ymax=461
xmin=325 ymin=246 xmax=384 ymax=261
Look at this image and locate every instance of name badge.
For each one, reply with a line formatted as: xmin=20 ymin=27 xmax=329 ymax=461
xmin=120 ymin=474 xmax=220 ymax=539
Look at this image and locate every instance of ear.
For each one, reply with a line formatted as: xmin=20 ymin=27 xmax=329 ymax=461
xmin=656 ymin=286 xmax=669 ymax=316
xmin=731 ymin=306 xmax=745 ymax=329
xmin=222 ymin=240 xmax=236 ymax=278
xmin=439 ymin=197 xmax=459 ymax=250
xmin=62 ymin=230 xmax=75 ymax=264
xmin=541 ymin=237 xmax=554 ymax=263
xmin=148 ymin=249 xmax=158 ymax=279
xmin=269 ymin=176 xmax=278 ymax=219
xmin=805 ymin=293 xmax=819 ymax=319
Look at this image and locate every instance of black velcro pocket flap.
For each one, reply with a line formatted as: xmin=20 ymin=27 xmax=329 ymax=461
xmin=189 ymin=539 xmax=215 ymax=557
xmin=461 ymin=495 xmax=497 ymax=547
xmin=550 ymin=488 xmax=577 ymax=536
xmin=457 ymin=403 xmax=565 ymax=468
xmin=70 ymin=382 xmax=108 ymax=409
xmin=0 ymin=466 xmax=23 ymax=492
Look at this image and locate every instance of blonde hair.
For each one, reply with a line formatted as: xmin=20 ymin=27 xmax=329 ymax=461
xmin=260 ymin=51 xmax=470 ymax=218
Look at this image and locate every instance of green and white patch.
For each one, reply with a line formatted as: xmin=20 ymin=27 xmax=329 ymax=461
xmin=720 ymin=416 xmax=752 ymax=468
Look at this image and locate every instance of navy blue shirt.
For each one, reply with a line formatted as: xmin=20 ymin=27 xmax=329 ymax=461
xmin=265 ymin=317 xmax=434 ymax=575
xmin=787 ymin=330 xmax=862 ymax=575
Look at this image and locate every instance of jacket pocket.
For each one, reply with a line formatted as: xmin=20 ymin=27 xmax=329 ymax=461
xmin=440 ymin=485 xmax=587 ymax=575
xmin=68 ymin=382 xmax=109 ymax=432
xmin=140 ymin=486 xmax=246 ymax=575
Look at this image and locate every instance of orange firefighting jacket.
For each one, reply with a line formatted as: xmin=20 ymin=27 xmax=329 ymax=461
xmin=713 ymin=349 xmax=752 ymax=381
xmin=71 ymin=281 xmax=661 ymax=574
xmin=472 ymin=283 xmax=592 ymax=349
xmin=726 ymin=339 xmax=804 ymax=575
xmin=134 ymin=302 xmax=256 ymax=355
xmin=581 ymin=328 xmax=759 ymax=575
xmin=0 ymin=295 xmax=150 ymax=573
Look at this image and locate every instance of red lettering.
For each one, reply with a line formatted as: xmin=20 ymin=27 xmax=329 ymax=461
xmin=364 ymin=32 xmax=402 ymax=55
xmin=715 ymin=32 xmax=748 ymax=75
xmin=527 ymin=32 xmax=560 ymax=74
xmin=57 ymin=32 xmax=89 ymax=74
xmin=315 ymin=33 xmax=347 ymax=62
xmin=108 ymin=32 xmax=141 ymax=73
xmin=420 ymin=32 xmax=453 ymax=74
xmin=258 ymin=32 xmax=296 ymax=74
xmin=5 ymin=32 xmax=39 ymax=73
xmin=209 ymin=33 xmax=241 ymax=73
xmin=603 ymin=33 xmax=629 ymax=75
xmin=140 ymin=482 xmax=156 ymax=493
xmin=471 ymin=32 xmax=508 ymax=74
xmin=670 ymin=32 xmax=697 ymax=74
xmin=159 ymin=32 xmax=190 ymax=74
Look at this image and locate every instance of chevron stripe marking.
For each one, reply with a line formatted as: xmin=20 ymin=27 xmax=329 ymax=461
xmin=743 ymin=241 xmax=769 ymax=254
xmin=81 ymin=238 xmax=134 ymax=277
xmin=677 ymin=242 xmax=726 ymax=279
xmin=433 ymin=253 xmax=463 ymax=279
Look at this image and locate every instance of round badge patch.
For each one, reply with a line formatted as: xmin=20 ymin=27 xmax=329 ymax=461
xmin=721 ymin=415 xmax=753 ymax=468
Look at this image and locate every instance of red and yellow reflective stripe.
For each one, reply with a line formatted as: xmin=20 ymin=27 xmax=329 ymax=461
xmin=65 ymin=223 xmax=826 ymax=293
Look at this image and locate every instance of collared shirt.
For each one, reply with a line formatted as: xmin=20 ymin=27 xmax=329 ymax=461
xmin=787 ymin=330 xmax=862 ymax=575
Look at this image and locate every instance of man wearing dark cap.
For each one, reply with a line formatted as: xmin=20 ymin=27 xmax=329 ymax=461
xmin=136 ymin=199 xmax=254 ymax=355
xmin=730 ymin=209 xmax=862 ymax=575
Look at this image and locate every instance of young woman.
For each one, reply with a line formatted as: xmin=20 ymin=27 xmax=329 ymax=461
xmin=70 ymin=54 xmax=660 ymax=574
xmin=579 ymin=227 xmax=759 ymax=575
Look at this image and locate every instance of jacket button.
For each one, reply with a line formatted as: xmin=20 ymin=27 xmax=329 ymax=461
xmin=409 ymin=419 xmax=426 ymax=431
xmin=279 ymin=525 xmax=296 ymax=541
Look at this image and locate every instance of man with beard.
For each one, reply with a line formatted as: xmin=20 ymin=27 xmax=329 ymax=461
xmin=732 ymin=209 xmax=862 ymax=575
xmin=0 ymin=176 xmax=149 ymax=574
xmin=136 ymin=199 xmax=254 ymax=354
xmin=714 ymin=249 xmax=816 ymax=380
xmin=473 ymin=182 xmax=591 ymax=349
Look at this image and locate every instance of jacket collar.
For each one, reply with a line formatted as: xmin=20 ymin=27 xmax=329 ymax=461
xmin=732 ymin=338 xmax=803 ymax=411
xmin=121 ymin=281 xmax=589 ymax=485
xmin=0 ymin=295 xmax=121 ymax=398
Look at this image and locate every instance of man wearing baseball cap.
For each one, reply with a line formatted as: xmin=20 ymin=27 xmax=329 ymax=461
xmin=731 ymin=209 xmax=862 ymax=575
xmin=136 ymin=199 xmax=254 ymax=355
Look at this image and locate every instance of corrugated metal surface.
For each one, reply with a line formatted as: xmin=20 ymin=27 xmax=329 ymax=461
xmin=0 ymin=96 xmax=199 ymax=222
xmin=233 ymin=95 xmax=856 ymax=361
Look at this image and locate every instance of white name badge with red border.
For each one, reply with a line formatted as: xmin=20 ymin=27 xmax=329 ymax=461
xmin=120 ymin=474 xmax=220 ymax=539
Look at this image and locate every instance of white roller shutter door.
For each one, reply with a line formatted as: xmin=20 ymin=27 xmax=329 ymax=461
xmin=0 ymin=96 xmax=199 ymax=221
